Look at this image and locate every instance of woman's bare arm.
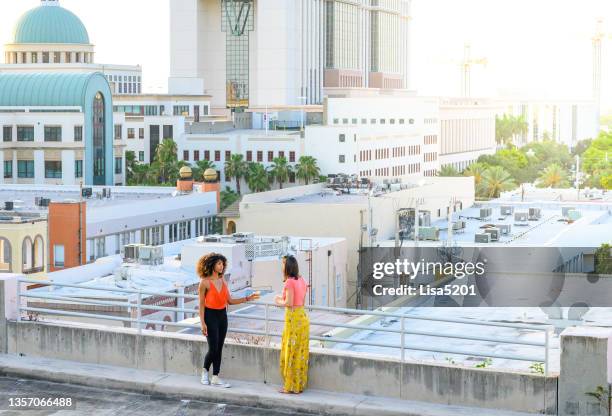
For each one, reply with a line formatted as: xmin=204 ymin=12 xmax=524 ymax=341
xmin=198 ymin=280 xmax=208 ymax=335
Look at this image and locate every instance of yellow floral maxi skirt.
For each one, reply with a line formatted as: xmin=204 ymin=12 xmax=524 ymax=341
xmin=280 ymin=306 xmax=310 ymax=393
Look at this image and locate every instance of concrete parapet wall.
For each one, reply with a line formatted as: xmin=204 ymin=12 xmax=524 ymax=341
xmin=7 ymin=320 xmax=556 ymax=414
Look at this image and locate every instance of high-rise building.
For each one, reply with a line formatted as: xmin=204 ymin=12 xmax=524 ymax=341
xmin=169 ymin=0 xmax=412 ymax=108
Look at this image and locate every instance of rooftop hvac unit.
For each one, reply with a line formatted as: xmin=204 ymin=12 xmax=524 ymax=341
xmin=123 ymin=243 xmax=144 ymax=262
xmin=452 ymin=220 xmax=466 ymax=231
xmin=567 ymin=210 xmax=582 ymax=221
xmin=418 ymin=227 xmax=439 ymax=241
xmin=419 ymin=212 xmax=432 ymax=227
xmin=479 ymin=207 xmax=492 ymax=220
xmin=475 ymin=233 xmax=491 ymax=243
xmin=483 ymin=227 xmax=500 ymax=242
xmin=496 ymin=224 xmax=512 ymax=235
xmin=389 ymin=183 xmax=401 ymax=192
xmin=528 ymin=207 xmax=542 ymax=220
xmin=500 ymin=206 xmax=514 ymax=215
xmin=4 ymin=201 xmax=13 ymax=211
xmin=82 ymin=187 xmax=93 ymax=198
xmin=138 ymin=245 xmax=164 ymax=266
xmin=562 ymin=206 xmax=576 ymax=218
xmin=514 ymin=212 xmax=528 ymax=225
xmin=232 ymin=232 xmax=254 ymax=241
xmin=34 ymin=196 xmax=42 ymax=206
xmin=204 ymin=236 xmax=222 ymax=242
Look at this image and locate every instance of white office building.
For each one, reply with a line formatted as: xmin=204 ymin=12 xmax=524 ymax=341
xmin=169 ymin=0 xmax=412 ymax=108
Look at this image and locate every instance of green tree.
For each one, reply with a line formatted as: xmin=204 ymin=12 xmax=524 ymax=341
xmin=594 ymin=244 xmax=612 ymax=275
xmin=269 ymin=156 xmax=292 ymax=189
xmin=224 ymin=154 xmax=248 ymax=195
xmin=295 ymin=156 xmax=320 ymax=185
xmin=495 ymin=114 xmax=529 ymax=145
xmin=537 ymin=163 xmax=570 ymax=188
xmin=125 ymin=150 xmax=137 ymax=183
xmin=463 ymin=162 xmax=487 ymax=193
xmin=246 ymin=163 xmax=271 ymax=193
xmin=151 ymin=139 xmax=179 ymax=184
xmin=220 ymin=186 xmax=240 ymax=211
xmin=438 ymin=165 xmax=461 ymax=177
xmin=480 ymin=166 xmax=516 ymax=198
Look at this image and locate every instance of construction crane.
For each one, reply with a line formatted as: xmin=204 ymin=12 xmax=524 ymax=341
xmin=460 ymin=43 xmax=488 ymax=97
xmin=592 ymin=18 xmax=612 ymax=124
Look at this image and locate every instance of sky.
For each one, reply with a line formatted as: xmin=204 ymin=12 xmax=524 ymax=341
xmin=0 ymin=0 xmax=611 ymax=112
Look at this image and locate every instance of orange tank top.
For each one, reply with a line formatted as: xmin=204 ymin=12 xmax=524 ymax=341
xmin=204 ymin=278 xmax=229 ymax=310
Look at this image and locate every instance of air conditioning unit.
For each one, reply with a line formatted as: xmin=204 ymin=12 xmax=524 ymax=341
xmin=500 ymin=206 xmax=514 ymax=215
xmin=479 ymin=207 xmax=492 ymax=220
xmin=562 ymin=206 xmax=576 ymax=218
xmin=475 ymin=233 xmax=491 ymax=243
xmin=4 ymin=201 xmax=13 ymax=210
xmin=419 ymin=212 xmax=432 ymax=227
xmin=82 ymin=187 xmax=93 ymax=198
xmin=528 ymin=207 xmax=542 ymax=220
xmin=514 ymin=212 xmax=528 ymax=225
xmin=452 ymin=220 xmax=466 ymax=231
xmin=496 ymin=224 xmax=512 ymax=235
xmin=123 ymin=243 xmax=144 ymax=262
xmin=418 ymin=226 xmax=439 ymax=241
xmin=138 ymin=245 xmax=164 ymax=266
xmin=232 ymin=232 xmax=254 ymax=242
xmin=204 ymin=236 xmax=222 ymax=242
xmin=484 ymin=227 xmax=500 ymax=242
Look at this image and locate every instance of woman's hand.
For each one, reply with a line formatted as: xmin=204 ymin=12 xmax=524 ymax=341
xmin=246 ymin=291 xmax=261 ymax=302
xmin=201 ymin=324 xmax=208 ymax=336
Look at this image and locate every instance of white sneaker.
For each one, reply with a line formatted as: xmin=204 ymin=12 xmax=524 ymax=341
xmin=200 ymin=371 xmax=210 ymax=385
xmin=210 ymin=375 xmax=231 ymax=388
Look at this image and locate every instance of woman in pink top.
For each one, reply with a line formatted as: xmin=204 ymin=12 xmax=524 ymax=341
xmin=274 ymin=255 xmax=310 ymax=394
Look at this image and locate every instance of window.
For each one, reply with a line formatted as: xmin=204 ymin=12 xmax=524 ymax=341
xmin=289 ymin=151 xmax=295 ymax=163
xmin=145 ymin=106 xmax=158 ymax=116
xmin=339 ymin=155 xmax=345 ymax=163
xmin=53 ymin=52 xmax=61 ymax=63
xmin=399 ymin=119 xmax=405 ymax=124
xmin=3 ymin=126 xmax=12 ymax=142
xmin=339 ymin=134 xmax=345 ymax=143
xmin=225 ymin=150 xmax=231 ymax=160
xmin=4 ymin=161 xmax=12 ymax=179
xmin=42 ymin=52 xmax=49 ymax=63
xmin=361 ymin=118 xmax=367 ymax=124
xmin=17 ymin=126 xmax=34 ymax=142
xmin=138 ymin=151 xmax=144 ymax=162
xmin=163 ymin=125 xmax=173 ymax=140
xmin=173 ymin=105 xmax=189 ymax=116
xmin=53 ymin=245 xmax=65 ymax=268
xmin=342 ymin=118 xmax=348 ymax=124
xmin=279 ymin=151 xmax=285 ymax=159
xmin=183 ymin=150 xmax=189 ymax=161
xmin=289 ymin=171 xmax=296 ymax=183
xmin=139 ymin=128 xmax=144 ymax=139
xmin=204 ymin=150 xmax=210 ymax=161
xmin=380 ymin=119 xmax=386 ymax=124
xmin=127 ymin=128 xmax=135 ymax=139
xmin=257 ymin=151 xmax=263 ymax=162
xmin=17 ymin=160 xmax=34 ymax=178
xmin=246 ymin=151 xmax=252 ymax=162
xmin=194 ymin=150 xmax=200 ymax=161
xmin=31 ymin=53 xmax=38 ymax=64
xmin=115 ymin=157 xmax=122 ymax=174
xmin=336 ymin=273 xmax=342 ymax=300
xmin=352 ymin=118 xmax=357 ymax=124
xmin=370 ymin=119 xmax=376 ymax=124
xmin=114 ymin=124 xmax=122 ymax=140
xmin=75 ymin=160 xmax=83 ymax=178
xmin=215 ymin=150 xmax=221 ymax=162
xmin=74 ymin=126 xmax=83 ymax=142
xmin=267 ymin=151 xmax=273 ymax=162
xmin=45 ymin=161 xmax=62 ymax=179
xmin=44 ymin=126 xmax=61 ymax=142
xmin=333 ymin=118 xmax=339 ymax=125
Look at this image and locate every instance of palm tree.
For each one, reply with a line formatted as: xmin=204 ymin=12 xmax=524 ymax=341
xmin=220 ymin=187 xmax=240 ymax=211
xmin=246 ymin=163 xmax=271 ymax=193
xmin=153 ymin=139 xmax=179 ymax=184
xmin=438 ymin=165 xmax=461 ymax=177
xmin=295 ymin=156 xmax=320 ymax=185
xmin=463 ymin=163 xmax=487 ymax=191
xmin=192 ymin=160 xmax=216 ymax=182
xmin=537 ymin=163 xmax=569 ymax=188
xmin=480 ymin=166 xmax=516 ymax=198
xmin=225 ymin=154 xmax=248 ymax=195
xmin=270 ymin=156 xmax=292 ymax=189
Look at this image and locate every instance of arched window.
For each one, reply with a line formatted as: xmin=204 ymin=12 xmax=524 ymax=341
xmin=22 ymin=236 xmax=33 ymax=271
xmin=93 ymin=91 xmax=106 ymax=185
xmin=33 ymin=235 xmax=44 ymax=270
xmin=0 ymin=238 xmax=12 ymax=272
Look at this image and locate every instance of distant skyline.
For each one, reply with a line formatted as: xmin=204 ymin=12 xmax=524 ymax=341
xmin=0 ymin=0 xmax=611 ymax=111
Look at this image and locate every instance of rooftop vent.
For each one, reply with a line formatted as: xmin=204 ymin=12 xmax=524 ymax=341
xmin=475 ymin=233 xmax=491 ymax=243
xmin=528 ymin=207 xmax=541 ymax=220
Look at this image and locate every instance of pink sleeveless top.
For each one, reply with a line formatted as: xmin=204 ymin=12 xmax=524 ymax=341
xmin=283 ymin=277 xmax=307 ymax=307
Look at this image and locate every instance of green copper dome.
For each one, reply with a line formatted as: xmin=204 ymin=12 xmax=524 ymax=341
xmin=11 ymin=2 xmax=90 ymax=45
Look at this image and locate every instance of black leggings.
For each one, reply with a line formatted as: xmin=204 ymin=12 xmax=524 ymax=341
xmin=203 ymin=307 xmax=228 ymax=376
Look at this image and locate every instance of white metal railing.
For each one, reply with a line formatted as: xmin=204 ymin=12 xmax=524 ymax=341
xmin=15 ymin=277 xmax=553 ymax=375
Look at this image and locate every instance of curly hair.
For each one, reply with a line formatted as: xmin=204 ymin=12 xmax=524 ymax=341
xmin=196 ymin=253 xmax=227 ymax=278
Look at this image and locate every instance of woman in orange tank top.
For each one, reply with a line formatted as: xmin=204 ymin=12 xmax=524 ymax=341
xmin=197 ymin=253 xmax=259 ymax=388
